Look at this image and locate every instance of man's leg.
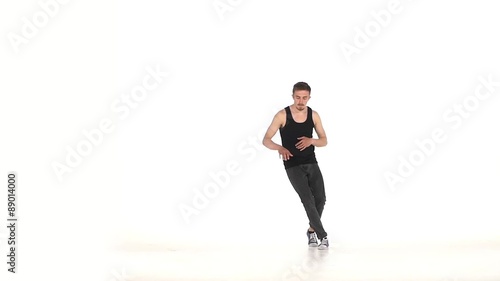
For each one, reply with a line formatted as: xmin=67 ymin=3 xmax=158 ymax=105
xmin=307 ymin=163 xmax=326 ymax=221
xmin=286 ymin=164 xmax=327 ymax=240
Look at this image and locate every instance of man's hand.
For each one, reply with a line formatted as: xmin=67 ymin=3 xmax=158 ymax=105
xmin=278 ymin=147 xmax=293 ymax=161
xmin=296 ymin=136 xmax=314 ymax=151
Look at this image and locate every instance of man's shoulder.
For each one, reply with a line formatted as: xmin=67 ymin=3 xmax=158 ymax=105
xmin=311 ymin=108 xmax=320 ymax=116
xmin=310 ymin=108 xmax=322 ymax=124
xmin=275 ymin=108 xmax=286 ymax=117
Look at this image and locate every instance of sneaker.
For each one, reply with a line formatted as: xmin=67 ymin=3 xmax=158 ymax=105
xmin=318 ymin=237 xmax=329 ymax=250
xmin=307 ymin=231 xmax=318 ymax=247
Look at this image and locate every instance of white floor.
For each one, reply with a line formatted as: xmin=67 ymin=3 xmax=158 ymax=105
xmin=106 ymin=239 xmax=500 ymax=281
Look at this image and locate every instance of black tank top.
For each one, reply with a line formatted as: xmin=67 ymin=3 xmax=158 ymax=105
xmin=279 ymin=106 xmax=317 ymax=169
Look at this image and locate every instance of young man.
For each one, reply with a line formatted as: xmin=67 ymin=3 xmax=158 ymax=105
xmin=262 ymin=82 xmax=329 ymax=250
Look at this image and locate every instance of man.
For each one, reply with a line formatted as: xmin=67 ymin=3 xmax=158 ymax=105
xmin=262 ymin=82 xmax=329 ymax=250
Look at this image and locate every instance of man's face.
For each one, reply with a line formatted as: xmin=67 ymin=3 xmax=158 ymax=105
xmin=292 ymin=90 xmax=310 ymax=111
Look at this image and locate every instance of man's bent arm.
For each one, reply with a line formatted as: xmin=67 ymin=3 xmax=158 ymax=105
xmin=312 ymin=111 xmax=328 ymax=147
xmin=262 ymin=111 xmax=284 ymax=150
xmin=311 ymin=137 xmax=327 ymax=147
xmin=263 ymin=138 xmax=282 ymax=150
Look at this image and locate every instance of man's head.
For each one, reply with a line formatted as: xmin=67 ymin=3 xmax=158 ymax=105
xmin=292 ymin=82 xmax=311 ymax=111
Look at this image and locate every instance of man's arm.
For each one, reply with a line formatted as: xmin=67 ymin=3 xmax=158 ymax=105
xmin=312 ymin=110 xmax=327 ymax=147
xmin=262 ymin=110 xmax=294 ymax=160
xmin=262 ymin=110 xmax=285 ymax=150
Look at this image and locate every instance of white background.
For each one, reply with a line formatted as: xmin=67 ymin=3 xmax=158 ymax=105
xmin=1 ymin=0 xmax=500 ymax=280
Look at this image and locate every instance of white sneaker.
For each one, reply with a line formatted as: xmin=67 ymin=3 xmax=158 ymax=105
xmin=318 ymin=237 xmax=329 ymax=250
xmin=307 ymin=231 xmax=318 ymax=247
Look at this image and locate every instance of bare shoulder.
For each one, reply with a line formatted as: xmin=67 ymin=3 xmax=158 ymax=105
xmin=312 ymin=110 xmax=322 ymax=124
xmin=276 ymin=108 xmax=286 ymax=118
xmin=275 ymin=109 xmax=286 ymax=126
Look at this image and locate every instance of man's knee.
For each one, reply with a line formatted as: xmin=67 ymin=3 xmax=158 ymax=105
xmin=315 ymin=196 xmax=326 ymax=206
xmin=301 ymin=198 xmax=316 ymax=209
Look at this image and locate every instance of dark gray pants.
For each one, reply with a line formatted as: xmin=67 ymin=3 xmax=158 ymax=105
xmin=285 ymin=163 xmax=327 ymax=240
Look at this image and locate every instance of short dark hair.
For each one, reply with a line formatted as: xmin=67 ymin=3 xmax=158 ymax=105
xmin=293 ymin=82 xmax=311 ymax=94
